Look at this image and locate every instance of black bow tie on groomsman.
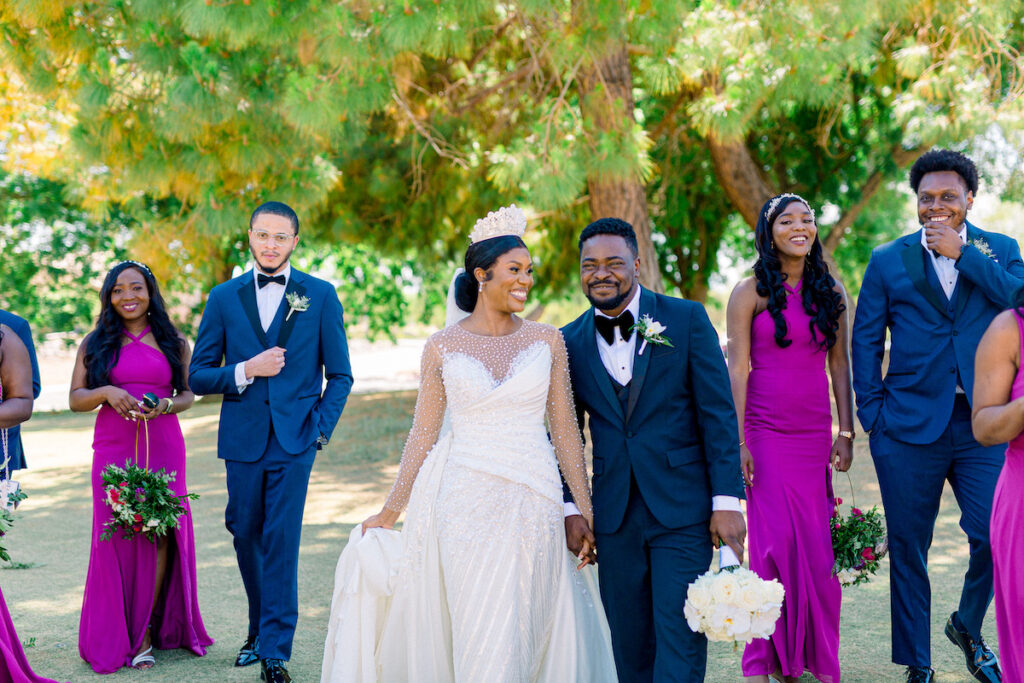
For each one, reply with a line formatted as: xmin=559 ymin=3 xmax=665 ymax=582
xmin=595 ymin=310 xmax=635 ymax=345
xmin=257 ymin=273 xmax=286 ymax=289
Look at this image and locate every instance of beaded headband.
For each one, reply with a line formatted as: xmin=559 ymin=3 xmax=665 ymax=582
xmin=764 ymin=193 xmax=815 ymax=224
xmin=468 ymin=205 xmax=527 ymax=244
xmin=116 ymin=260 xmax=153 ymax=276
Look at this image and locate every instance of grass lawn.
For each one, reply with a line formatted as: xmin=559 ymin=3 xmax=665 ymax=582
xmin=3 ymin=392 xmax=997 ymax=682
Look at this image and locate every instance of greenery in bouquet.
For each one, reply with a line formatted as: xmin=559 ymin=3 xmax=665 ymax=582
xmin=831 ymin=495 xmax=888 ymax=587
xmin=0 ymin=488 xmax=28 ymax=562
xmin=101 ymin=461 xmax=198 ymax=543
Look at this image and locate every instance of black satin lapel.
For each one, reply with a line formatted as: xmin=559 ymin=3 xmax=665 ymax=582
xmin=900 ymin=242 xmax=951 ymax=319
xmin=582 ymin=313 xmax=626 ymax=423
xmin=236 ymin=275 xmax=269 ymax=347
xmin=626 ymin=288 xmax=655 ymax=421
xmin=276 ymin=276 xmax=307 ymax=349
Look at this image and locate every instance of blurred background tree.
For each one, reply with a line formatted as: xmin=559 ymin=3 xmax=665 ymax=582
xmin=0 ymin=0 xmax=1021 ymax=336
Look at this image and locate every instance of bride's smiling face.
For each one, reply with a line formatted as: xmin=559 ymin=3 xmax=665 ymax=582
xmin=476 ymin=247 xmax=534 ymax=314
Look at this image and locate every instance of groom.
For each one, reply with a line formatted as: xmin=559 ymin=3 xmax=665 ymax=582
xmin=190 ymin=201 xmax=353 ymax=683
xmin=852 ymin=149 xmax=1024 ymax=683
xmin=562 ymin=218 xmax=745 ymax=682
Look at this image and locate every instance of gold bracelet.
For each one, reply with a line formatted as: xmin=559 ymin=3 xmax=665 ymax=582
xmin=161 ymin=397 xmax=174 ymax=415
xmin=838 ymin=430 xmax=854 ymax=440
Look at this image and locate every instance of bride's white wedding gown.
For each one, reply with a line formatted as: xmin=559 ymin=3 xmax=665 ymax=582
xmin=321 ymin=321 xmax=616 ymax=682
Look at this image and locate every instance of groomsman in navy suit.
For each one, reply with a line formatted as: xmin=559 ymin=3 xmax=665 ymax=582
xmin=561 ymin=218 xmax=745 ymax=683
xmin=190 ymin=202 xmax=353 ymax=683
xmin=0 ymin=310 xmax=40 ymax=475
xmin=852 ymin=150 xmax=1024 ymax=683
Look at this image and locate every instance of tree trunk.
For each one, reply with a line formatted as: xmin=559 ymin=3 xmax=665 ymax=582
xmin=573 ymin=1 xmax=662 ymax=292
xmin=706 ymin=131 xmax=774 ymax=229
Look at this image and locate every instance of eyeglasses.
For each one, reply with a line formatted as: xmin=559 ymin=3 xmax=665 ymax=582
xmin=251 ymin=230 xmax=295 ymax=246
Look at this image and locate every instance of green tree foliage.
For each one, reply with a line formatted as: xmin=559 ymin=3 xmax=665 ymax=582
xmin=0 ymin=0 xmax=1020 ymax=322
xmin=0 ymin=172 xmax=129 ymax=335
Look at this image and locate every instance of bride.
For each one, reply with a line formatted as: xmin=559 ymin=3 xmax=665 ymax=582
xmin=321 ymin=206 xmax=617 ymax=682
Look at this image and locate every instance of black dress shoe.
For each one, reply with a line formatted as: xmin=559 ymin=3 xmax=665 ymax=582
xmin=235 ymin=635 xmax=259 ymax=667
xmin=906 ymin=666 xmax=935 ymax=682
xmin=260 ymin=658 xmax=292 ymax=683
xmin=945 ymin=612 xmax=1002 ymax=682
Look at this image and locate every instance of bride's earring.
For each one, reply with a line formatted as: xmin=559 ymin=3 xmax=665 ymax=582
xmin=478 ymin=281 xmax=484 ymax=292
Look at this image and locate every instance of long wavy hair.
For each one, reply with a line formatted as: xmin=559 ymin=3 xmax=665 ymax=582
xmin=84 ymin=261 xmax=186 ymax=391
xmin=753 ymin=194 xmax=845 ymax=350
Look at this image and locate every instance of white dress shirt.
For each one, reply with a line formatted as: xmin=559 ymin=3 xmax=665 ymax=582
xmin=565 ymin=286 xmax=741 ymax=517
xmin=234 ymin=263 xmax=291 ymax=391
xmin=920 ymin=226 xmax=967 ymax=393
xmin=921 ymin=224 xmax=967 ymax=300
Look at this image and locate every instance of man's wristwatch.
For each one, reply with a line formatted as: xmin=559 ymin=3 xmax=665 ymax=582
xmin=317 ymin=434 xmax=329 ymax=446
xmin=838 ymin=430 xmax=855 ymax=441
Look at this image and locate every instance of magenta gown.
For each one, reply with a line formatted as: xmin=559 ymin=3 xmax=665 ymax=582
xmin=991 ymin=312 xmax=1024 ymax=682
xmin=741 ymin=281 xmax=842 ymax=682
xmin=78 ymin=327 xmax=212 ymax=673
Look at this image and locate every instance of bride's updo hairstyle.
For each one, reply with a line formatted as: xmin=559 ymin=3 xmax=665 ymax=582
xmin=453 ymin=235 xmax=527 ymax=312
xmin=453 ymin=205 xmax=529 ymax=313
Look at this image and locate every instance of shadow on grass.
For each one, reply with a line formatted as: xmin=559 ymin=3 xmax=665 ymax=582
xmin=2 ymin=393 xmax=999 ymax=682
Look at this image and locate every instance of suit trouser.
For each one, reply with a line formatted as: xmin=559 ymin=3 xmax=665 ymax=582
xmin=869 ymin=394 xmax=1003 ymax=666
xmin=224 ymin=429 xmax=315 ymax=662
xmin=595 ymin=476 xmax=713 ymax=683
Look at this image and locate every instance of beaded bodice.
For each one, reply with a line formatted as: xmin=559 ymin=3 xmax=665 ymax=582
xmin=384 ymin=320 xmax=593 ymax=522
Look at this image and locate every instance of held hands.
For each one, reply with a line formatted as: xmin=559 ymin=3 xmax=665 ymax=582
xmin=564 ymin=514 xmax=597 ymax=569
xmin=361 ymin=508 xmax=401 ymax=535
xmin=245 ymin=346 xmax=287 ymax=378
xmin=709 ymin=510 xmax=746 ymax=565
xmin=923 ymin=221 xmax=963 ymax=260
xmin=831 ymin=437 xmax=853 ymax=472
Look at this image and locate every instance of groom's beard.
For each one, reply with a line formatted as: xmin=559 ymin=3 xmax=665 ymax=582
xmin=251 ymin=243 xmax=295 ymax=275
xmin=586 ymin=282 xmax=635 ymax=312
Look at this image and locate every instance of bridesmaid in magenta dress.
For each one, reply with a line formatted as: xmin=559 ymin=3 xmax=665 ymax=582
xmin=972 ymin=297 xmax=1024 ymax=681
xmin=727 ymin=194 xmax=854 ymax=683
xmin=70 ymin=261 xmax=212 ymax=673
xmin=0 ymin=326 xmax=63 ymax=683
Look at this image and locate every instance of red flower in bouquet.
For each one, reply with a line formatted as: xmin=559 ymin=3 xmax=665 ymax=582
xmin=100 ymin=462 xmax=199 ymax=543
xmin=861 ymin=547 xmax=875 ymax=561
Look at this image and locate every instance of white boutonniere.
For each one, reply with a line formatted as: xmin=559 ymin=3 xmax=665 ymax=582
xmin=970 ymin=237 xmax=997 ymax=262
xmin=285 ymin=292 xmax=310 ymax=321
xmin=632 ymin=314 xmax=673 ymax=355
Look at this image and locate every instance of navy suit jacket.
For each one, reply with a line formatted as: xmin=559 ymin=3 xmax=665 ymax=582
xmin=562 ymin=287 xmax=744 ymax=535
xmin=0 ymin=310 xmax=40 ymax=471
xmin=852 ymin=223 xmax=1024 ymax=444
xmin=189 ymin=269 xmax=353 ymax=460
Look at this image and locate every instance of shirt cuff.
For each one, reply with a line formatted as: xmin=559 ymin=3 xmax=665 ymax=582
xmin=712 ymin=495 xmax=742 ymax=512
xmin=563 ymin=502 xmax=582 ymax=518
xmin=234 ymin=362 xmax=253 ymax=393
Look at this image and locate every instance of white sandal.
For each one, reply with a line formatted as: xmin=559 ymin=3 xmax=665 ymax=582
xmin=130 ymin=646 xmax=155 ymax=669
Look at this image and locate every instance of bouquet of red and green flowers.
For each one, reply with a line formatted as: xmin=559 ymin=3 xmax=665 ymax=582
xmin=101 ymin=461 xmax=198 ymax=543
xmin=831 ymin=490 xmax=888 ymax=587
xmin=0 ymin=487 xmax=28 ymax=562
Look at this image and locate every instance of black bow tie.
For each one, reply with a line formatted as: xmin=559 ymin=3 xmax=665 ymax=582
xmin=595 ymin=310 xmax=634 ymax=345
xmin=257 ymin=273 xmax=286 ymax=289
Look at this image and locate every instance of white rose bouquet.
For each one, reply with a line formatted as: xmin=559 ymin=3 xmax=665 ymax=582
xmin=684 ymin=546 xmax=785 ymax=644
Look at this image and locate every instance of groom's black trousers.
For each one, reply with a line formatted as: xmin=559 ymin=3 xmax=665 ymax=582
xmin=596 ymin=476 xmax=713 ymax=683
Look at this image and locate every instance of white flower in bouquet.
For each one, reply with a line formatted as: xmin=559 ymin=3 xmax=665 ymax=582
xmin=146 ymin=519 xmax=160 ymax=528
xmin=684 ymin=546 xmax=785 ymax=644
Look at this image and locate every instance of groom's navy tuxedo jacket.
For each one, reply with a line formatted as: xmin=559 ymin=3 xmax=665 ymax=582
xmin=852 ymin=223 xmax=1024 ymax=443
xmin=189 ymin=268 xmax=353 ymax=460
xmin=562 ymin=287 xmax=744 ymax=535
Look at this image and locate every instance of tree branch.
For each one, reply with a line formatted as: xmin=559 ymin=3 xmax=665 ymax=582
xmin=822 ymin=145 xmax=925 ymax=252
